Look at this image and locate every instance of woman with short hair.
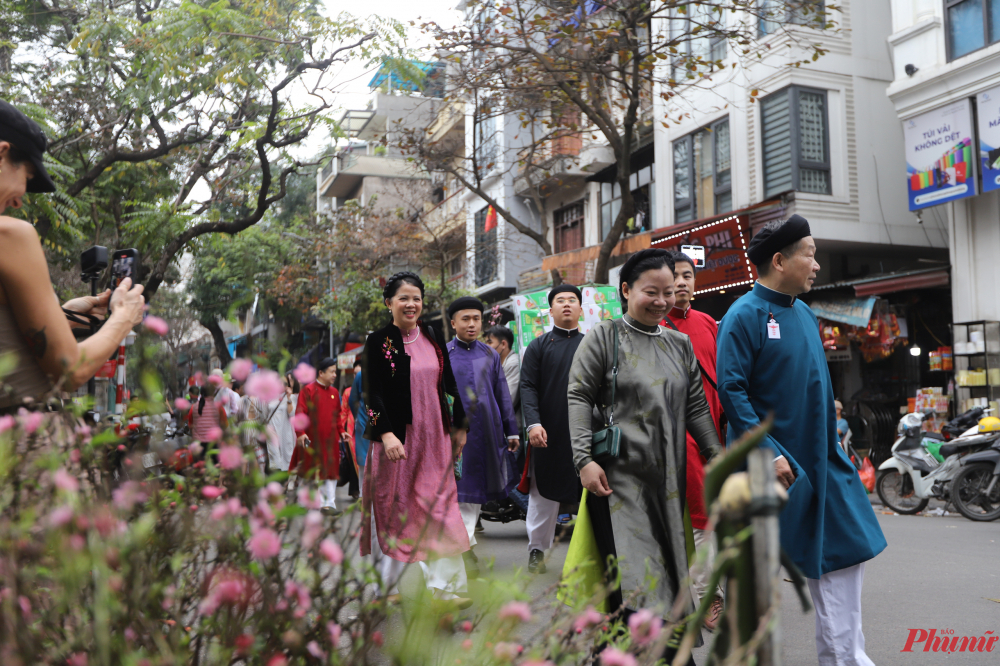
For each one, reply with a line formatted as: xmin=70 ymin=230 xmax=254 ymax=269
xmin=0 ymin=100 xmax=145 ymax=409
xmin=360 ymin=271 xmax=471 ymax=607
xmin=567 ymin=248 xmax=721 ymax=662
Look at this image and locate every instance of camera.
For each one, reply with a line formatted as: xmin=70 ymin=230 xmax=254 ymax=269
xmin=81 ymin=246 xmax=108 ymax=282
xmin=111 ymin=248 xmax=140 ymax=289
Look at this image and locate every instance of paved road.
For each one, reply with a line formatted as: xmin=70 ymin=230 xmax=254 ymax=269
xmin=461 ymin=505 xmax=1000 ymax=665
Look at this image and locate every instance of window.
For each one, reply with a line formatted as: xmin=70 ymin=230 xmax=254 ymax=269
xmin=475 ymin=111 xmax=498 ymax=175
xmin=599 ymin=165 xmax=655 ymax=240
xmin=673 ymin=119 xmax=732 ymax=225
xmin=670 ymin=6 xmax=726 ymax=80
xmin=554 ymin=202 xmax=585 ymax=253
xmin=946 ymin=0 xmax=1000 ymax=61
xmin=758 ymin=0 xmax=826 ymax=36
xmin=760 ymin=86 xmax=831 ymax=198
xmin=474 ymin=206 xmax=498 ymax=287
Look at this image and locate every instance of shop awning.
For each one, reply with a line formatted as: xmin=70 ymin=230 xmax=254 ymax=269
xmin=812 ymin=267 xmax=950 ymax=297
xmin=809 ymin=296 xmax=877 ymax=327
xmin=337 ymin=348 xmax=362 ymax=370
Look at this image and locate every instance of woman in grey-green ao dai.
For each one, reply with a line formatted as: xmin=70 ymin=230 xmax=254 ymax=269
xmin=567 ymin=249 xmax=721 ymax=617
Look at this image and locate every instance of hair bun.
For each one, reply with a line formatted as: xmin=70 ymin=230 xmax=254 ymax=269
xmin=383 ymin=271 xmax=425 ymax=301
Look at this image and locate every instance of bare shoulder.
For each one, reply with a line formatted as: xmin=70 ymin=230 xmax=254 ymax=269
xmin=0 ymin=216 xmax=40 ymax=244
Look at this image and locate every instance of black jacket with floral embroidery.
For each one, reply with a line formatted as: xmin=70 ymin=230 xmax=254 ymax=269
xmin=361 ymin=320 xmax=466 ymax=446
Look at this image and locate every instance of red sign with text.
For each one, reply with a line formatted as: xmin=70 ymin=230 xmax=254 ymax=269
xmin=653 ymin=215 xmax=757 ymax=295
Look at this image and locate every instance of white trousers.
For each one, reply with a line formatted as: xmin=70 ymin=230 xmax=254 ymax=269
xmin=459 ymin=502 xmax=481 ymax=548
xmin=806 ymin=562 xmax=875 ymax=666
xmin=370 ymin=516 xmax=467 ymax=598
xmin=319 ymin=480 xmax=337 ymax=510
xmin=690 ymin=528 xmax=724 ymax=602
xmin=526 ymin=458 xmax=560 ymax=553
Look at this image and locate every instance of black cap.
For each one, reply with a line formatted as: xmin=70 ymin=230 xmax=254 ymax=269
xmin=547 ymin=283 xmax=582 ymax=307
xmin=317 ymin=357 xmax=337 ymax=372
xmin=447 ymin=296 xmax=485 ymax=320
xmin=0 ymin=100 xmax=56 ymax=194
xmin=747 ymin=215 xmax=811 ymax=266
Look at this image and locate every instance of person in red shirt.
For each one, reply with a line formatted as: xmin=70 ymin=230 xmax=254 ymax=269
xmin=291 ymin=357 xmax=342 ymax=516
xmin=662 ymin=251 xmax=726 ymax=630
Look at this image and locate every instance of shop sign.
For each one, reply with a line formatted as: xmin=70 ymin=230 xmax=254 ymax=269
xmin=652 ymin=214 xmax=757 ymax=295
xmin=976 ymin=85 xmax=1000 ymax=194
xmin=808 ymin=296 xmax=877 ymax=328
xmin=903 ymin=99 xmax=977 ymax=210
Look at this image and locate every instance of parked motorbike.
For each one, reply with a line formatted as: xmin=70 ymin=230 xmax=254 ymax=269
xmin=950 ymin=437 xmax=1000 ymax=522
xmin=876 ymin=408 xmax=1000 ymax=514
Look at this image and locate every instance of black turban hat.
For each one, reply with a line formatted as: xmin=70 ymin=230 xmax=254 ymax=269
xmin=747 ymin=214 xmax=812 ymax=266
xmin=547 ymin=284 xmax=583 ymax=307
xmin=447 ymin=296 xmax=485 ymax=320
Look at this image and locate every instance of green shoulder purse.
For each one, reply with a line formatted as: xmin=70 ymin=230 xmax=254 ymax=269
xmin=591 ymin=319 xmax=622 ymax=462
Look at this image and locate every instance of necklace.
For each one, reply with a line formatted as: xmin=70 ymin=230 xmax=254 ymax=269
xmin=623 ymin=316 xmax=662 ymax=337
xmin=401 ymin=327 xmax=421 ymax=345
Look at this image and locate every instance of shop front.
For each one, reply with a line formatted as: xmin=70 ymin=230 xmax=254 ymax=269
xmin=804 ymin=268 xmax=953 ymax=464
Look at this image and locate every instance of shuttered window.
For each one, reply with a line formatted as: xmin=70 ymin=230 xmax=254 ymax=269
xmin=761 ymin=86 xmax=831 ymax=198
xmin=554 ymin=202 xmax=585 ymax=253
xmin=673 ymin=117 xmax=732 ymax=224
xmin=474 ymin=206 xmax=498 ymax=287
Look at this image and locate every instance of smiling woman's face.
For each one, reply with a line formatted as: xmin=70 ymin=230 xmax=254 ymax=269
xmin=0 ymin=142 xmax=35 ymax=215
xmin=623 ymin=266 xmax=676 ymax=327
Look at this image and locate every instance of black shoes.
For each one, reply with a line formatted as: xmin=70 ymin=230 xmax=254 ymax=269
xmin=528 ymin=548 xmax=547 ymax=574
xmin=463 ymin=549 xmax=480 ymax=579
xmin=475 ymin=517 xmax=485 ymax=534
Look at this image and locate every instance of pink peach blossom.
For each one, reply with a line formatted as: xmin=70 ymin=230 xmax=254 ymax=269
xmin=143 ymin=316 xmax=169 ymax=336
xmin=573 ymin=606 xmax=604 ymax=633
xmin=53 ymin=468 xmax=79 ymax=493
xmin=48 ymin=505 xmax=74 ymax=528
xmin=204 ymin=426 xmax=223 ymax=443
xmin=218 ymin=445 xmax=243 ymax=470
xmin=21 ymin=411 xmax=44 ymax=434
xmin=327 ymin=622 xmax=342 ymax=645
xmin=67 ymin=652 xmax=88 ymax=666
xmin=0 ymin=415 xmax=14 ymax=434
xmin=498 ymin=601 xmax=532 ymax=623
xmin=266 ymin=657 xmax=288 ymax=666
xmin=306 ymin=642 xmax=326 ymax=659
xmin=493 ymin=642 xmax=523 ymax=661
xmin=69 ymin=448 xmax=82 ymax=463
xmin=112 ymin=481 xmax=148 ymax=510
xmin=229 ymin=358 xmax=253 ymax=382
xmin=627 ymin=609 xmax=662 ymax=647
xmin=174 ymin=398 xmax=191 ymax=411
xmin=301 ymin=510 xmax=324 ymax=549
xmin=208 ymin=373 xmax=224 ymax=387
xmin=261 ymin=482 xmax=283 ymax=501
xmin=290 ymin=413 xmax=310 ymax=431
xmin=600 ymin=648 xmax=637 ymax=666
xmin=202 ymin=485 xmax=225 ymax=500
xmin=319 ymin=538 xmax=343 ymax=565
xmin=248 ymin=526 xmax=281 ymax=560
xmin=253 ymin=499 xmax=276 ymax=526
xmin=297 ymin=487 xmax=322 ymax=510
xmin=246 ymin=370 xmax=285 ymax=403
xmin=520 ymin=661 xmax=556 ymax=666
xmin=293 ymin=362 xmax=317 ymax=385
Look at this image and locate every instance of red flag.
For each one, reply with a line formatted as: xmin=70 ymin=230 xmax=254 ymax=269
xmin=484 ymin=206 xmax=497 ymax=233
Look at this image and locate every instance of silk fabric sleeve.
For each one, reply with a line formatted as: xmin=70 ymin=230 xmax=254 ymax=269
xmin=438 ymin=329 xmax=467 ymax=431
xmin=519 ymin=339 xmax=542 ymax=430
xmin=716 ymin=311 xmax=789 ymax=460
xmin=492 ymin=351 xmax=518 ymax=437
xmin=566 ymin=320 xmax=612 ymax=472
xmin=361 ymin=334 xmax=393 ymax=440
xmin=683 ymin=336 xmax=722 ymax=463
xmin=294 ymin=387 xmax=309 ymax=437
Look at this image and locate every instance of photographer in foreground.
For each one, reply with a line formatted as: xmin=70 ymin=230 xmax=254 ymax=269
xmin=0 ymin=100 xmax=145 ymax=409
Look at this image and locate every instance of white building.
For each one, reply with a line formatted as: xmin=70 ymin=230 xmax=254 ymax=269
xmin=886 ymin=0 xmax=1000 ymax=323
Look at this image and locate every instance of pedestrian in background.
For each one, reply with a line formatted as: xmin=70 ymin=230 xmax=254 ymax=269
xmin=568 ymin=249 xmax=719 ymax=664
xmin=212 ymin=368 xmax=241 ymax=418
xmin=348 ymin=360 xmax=371 ymax=495
xmin=290 ymin=358 xmax=342 ymax=515
xmin=266 ymin=373 xmax=299 ymax=472
xmin=188 ymin=385 xmax=228 ymax=442
xmin=339 ymin=377 xmax=360 ymax=501
xmin=663 ymin=250 xmax=726 ymax=629
xmin=360 ymin=271 xmax=471 ymax=608
xmin=716 ymin=215 xmax=885 ymax=666
xmin=446 ymin=297 xmax=519 ymax=579
xmin=519 ymin=284 xmax=585 ymax=574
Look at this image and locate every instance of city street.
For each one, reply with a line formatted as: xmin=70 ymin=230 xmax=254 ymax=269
xmin=440 ymin=500 xmax=1000 ymax=665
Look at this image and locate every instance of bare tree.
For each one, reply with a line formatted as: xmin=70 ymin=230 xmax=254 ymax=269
xmin=407 ymin=0 xmax=835 ymax=282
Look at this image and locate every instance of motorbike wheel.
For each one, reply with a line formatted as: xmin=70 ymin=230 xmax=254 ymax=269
xmin=950 ymin=463 xmax=1000 ymax=522
xmin=876 ymin=469 xmax=929 ymax=514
